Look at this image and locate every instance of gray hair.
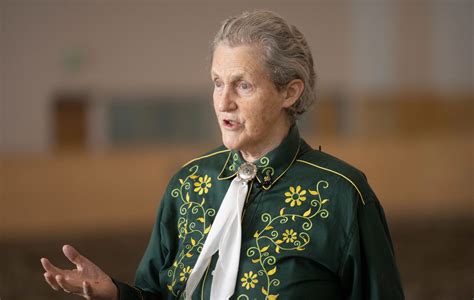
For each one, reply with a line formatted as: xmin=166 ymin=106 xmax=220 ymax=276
xmin=212 ymin=10 xmax=316 ymax=123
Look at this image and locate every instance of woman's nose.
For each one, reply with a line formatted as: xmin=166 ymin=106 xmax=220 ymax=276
xmin=217 ymin=87 xmax=237 ymax=112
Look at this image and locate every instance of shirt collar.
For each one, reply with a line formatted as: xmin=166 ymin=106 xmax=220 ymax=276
xmin=217 ymin=125 xmax=301 ymax=190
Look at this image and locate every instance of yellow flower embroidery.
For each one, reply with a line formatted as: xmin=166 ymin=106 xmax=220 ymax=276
xmin=284 ymin=185 xmax=307 ymax=207
xmin=179 ymin=266 xmax=192 ymax=282
xmin=193 ymin=175 xmax=212 ymax=195
xmin=241 ymin=271 xmax=258 ymax=290
xmin=282 ymin=229 xmax=297 ymax=243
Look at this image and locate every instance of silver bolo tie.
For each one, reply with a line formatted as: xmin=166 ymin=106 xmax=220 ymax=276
xmin=236 ymin=162 xmax=257 ymax=182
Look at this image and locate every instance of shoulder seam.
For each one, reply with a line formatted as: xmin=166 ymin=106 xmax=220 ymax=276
xmin=182 ymin=149 xmax=231 ymax=167
xmin=296 ymin=159 xmax=366 ymax=205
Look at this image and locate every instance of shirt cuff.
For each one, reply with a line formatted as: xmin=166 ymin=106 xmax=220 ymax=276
xmin=112 ymin=278 xmax=144 ymax=300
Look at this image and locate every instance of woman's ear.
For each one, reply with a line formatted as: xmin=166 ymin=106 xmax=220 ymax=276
xmin=282 ymin=79 xmax=304 ymax=108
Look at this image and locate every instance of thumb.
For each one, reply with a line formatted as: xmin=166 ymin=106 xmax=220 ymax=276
xmin=63 ymin=244 xmax=88 ymax=269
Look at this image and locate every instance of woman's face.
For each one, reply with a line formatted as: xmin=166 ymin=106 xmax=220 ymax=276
xmin=211 ymin=44 xmax=292 ymax=159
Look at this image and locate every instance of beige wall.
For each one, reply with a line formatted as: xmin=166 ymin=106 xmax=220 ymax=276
xmin=0 ymin=2 xmax=349 ymax=152
xmin=1 ymin=1 xmax=472 ymax=153
xmin=2 ymin=134 xmax=472 ymax=239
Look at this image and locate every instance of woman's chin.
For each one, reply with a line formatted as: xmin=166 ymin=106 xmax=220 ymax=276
xmin=221 ymin=135 xmax=241 ymax=150
xmin=222 ymin=140 xmax=239 ymax=150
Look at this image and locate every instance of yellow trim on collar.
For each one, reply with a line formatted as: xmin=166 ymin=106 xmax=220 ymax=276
xmin=296 ymin=159 xmax=366 ymax=205
xmin=217 ymin=151 xmax=237 ymax=180
xmin=182 ymin=149 xmax=231 ymax=168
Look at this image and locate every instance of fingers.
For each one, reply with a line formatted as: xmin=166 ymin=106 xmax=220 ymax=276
xmin=55 ymin=274 xmax=82 ymax=294
xmin=44 ymin=272 xmax=61 ymax=291
xmin=44 ymin=272 xmax=80 ymax=294
xmin=62 ymin=244 xmax=87 ymax=270
xmin=42 ymin=247 xmax=93 ymax=296
xmin=40 ymin=257 xmax=62 ymax=274
xmin=41 ymin=258 xmax=65 ymax=292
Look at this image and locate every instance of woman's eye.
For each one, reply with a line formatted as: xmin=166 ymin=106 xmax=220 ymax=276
xmin=238 ymin=81 xmax=251 ymax=91
xmin=214 ymin=80 xmax=223 ymax=88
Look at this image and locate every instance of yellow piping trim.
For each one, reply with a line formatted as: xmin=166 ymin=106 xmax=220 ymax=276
xmin=182 ymin=149 xmax=230 ymax=167
xmin=296 ymin=159 xmax=366 ymax=205
xmin=217 ymin=151 xmax=238 ymax=180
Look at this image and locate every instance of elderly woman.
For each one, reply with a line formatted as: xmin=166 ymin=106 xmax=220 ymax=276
xmin=41 ymin=10 xmax=404 ymax=300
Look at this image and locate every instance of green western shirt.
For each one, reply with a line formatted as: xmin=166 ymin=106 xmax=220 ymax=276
xmin=115 ymin=126 xmax=404 ymax=299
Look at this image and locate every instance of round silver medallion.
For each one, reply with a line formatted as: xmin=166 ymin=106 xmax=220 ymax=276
xmin=237 ymin=162 xmax=257 ymax=182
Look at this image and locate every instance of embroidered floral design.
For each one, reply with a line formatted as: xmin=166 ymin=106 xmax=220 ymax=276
xmin=180 ymin=266 xmax=192 ymax=282
xmin=284 ymin=185 xmax=307 ymax=207
xmin=193 ymin=175 xmax=212 ymax=195
xmin=282 ymin=229 xmax=297 ymax=243
xmin=241 ymin=271 xmax=259 ymax=290
xmin=166 ymin=165 xmax=216 ymax=296
xmin=241 ymin=180 xmax=330 ymax=300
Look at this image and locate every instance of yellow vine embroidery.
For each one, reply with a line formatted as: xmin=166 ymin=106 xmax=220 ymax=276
xmin=241 ymin=180 xmax=330 ymax=300
xmin=167 ymin=165 xmax=216 ymax=296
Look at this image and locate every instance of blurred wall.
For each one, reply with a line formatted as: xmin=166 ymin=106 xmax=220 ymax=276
xmin=1 ymin=1 xmax=472 ymax=153
xmin=2 ymin=137 xmax=473 ymax=239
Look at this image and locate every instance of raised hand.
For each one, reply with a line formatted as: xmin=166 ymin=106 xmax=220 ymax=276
xmin=40 ymin=244 xmax=118 ymax=300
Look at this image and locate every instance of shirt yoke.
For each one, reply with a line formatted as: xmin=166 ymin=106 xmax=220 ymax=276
xmin=297 ymin=142 xmax=374 ymax=206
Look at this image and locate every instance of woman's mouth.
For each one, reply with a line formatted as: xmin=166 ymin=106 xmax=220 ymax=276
xmin=222 ymin=119 xmax=241 ymax=130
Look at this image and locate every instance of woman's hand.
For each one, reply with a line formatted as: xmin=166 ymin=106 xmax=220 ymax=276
xmin=40 ymin=244 xmax=118 ymax=300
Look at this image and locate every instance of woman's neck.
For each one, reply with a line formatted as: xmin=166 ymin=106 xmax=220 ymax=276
xmin=240 ymin=123 xmax=291 ymax=163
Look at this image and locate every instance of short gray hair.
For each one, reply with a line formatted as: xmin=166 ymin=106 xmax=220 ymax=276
xmin=212 ymin=10 xmax=316 ymax=123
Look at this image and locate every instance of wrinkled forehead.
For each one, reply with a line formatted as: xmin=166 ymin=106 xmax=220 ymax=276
xmin=211 ymin=39 xmax=266 ymax=62
xmin=210 ymin=44 xmax=268 ymax=79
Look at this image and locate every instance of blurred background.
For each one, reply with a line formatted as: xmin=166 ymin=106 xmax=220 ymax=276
xmin=0 ymin=0 xmax=472 ymax=299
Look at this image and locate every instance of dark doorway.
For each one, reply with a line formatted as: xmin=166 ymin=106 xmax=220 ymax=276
xmin=52 ymin=91 xmax=89 ymax=151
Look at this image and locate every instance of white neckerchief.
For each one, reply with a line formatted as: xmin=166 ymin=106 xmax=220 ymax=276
xmin=185 ymin=162 xmax=255 ymax=300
